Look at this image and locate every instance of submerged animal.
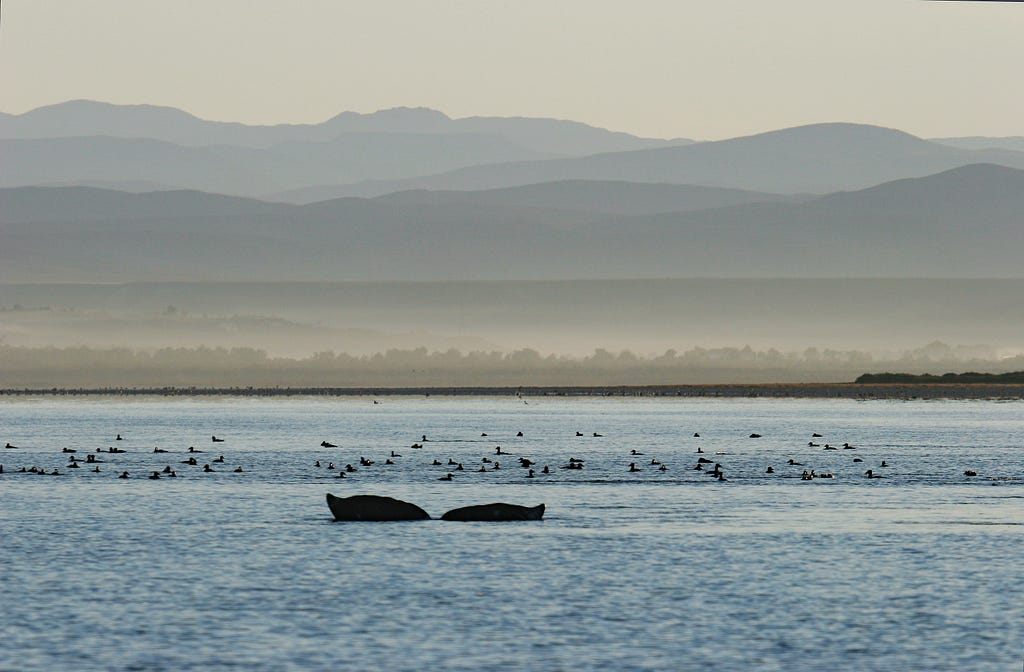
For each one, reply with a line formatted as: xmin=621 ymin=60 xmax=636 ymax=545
xmin=440 ymin=502 xmax=545 ymax=522
xmin=325 ymin=494 xmax=430 ymax=522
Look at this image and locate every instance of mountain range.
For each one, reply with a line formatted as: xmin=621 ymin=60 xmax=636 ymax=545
xmin=4 ymin=101 xmax=1024 ymax=202
xmin=3 ymin=163 xmax=1022 ymax=282
xmin=2 ymin=100 xmax=1024 ymax=284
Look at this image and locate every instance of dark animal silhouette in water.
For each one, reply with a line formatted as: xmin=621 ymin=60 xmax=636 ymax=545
xmin=212 ymin=436 xmax=225 ymax=443
xmin=326 ymin=494 xmax=430 ymax=521
xmin=321 ymin=441 xmax=337 ymax=448
xmin=441 ymin=503 xmax=545 ymax=521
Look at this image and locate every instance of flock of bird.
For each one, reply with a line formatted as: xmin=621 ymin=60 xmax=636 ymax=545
xmin=1 ymin=427 xmax=989 ymax=483
xmin=0 ymin=435 xmax=242 ymax=479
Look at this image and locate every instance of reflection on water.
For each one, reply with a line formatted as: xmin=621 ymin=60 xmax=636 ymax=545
xmin=0 ymin=397 xmax=1021 ymax=671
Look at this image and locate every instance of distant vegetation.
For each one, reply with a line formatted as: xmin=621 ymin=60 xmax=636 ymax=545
xmin=3 ymin=344 xmax=1024 ymax=389
xmin=855 ymin=371 xmax=1024 ymax=384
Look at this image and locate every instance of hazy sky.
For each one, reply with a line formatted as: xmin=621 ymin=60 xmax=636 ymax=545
xmin=2 ymin=0 xmax=1023 ymax=140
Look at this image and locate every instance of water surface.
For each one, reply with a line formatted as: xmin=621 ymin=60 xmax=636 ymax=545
xmin=1 ymin=397 xmax=1020 ymax=671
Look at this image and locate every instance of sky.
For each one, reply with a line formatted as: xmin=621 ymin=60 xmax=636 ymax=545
xmin=2 ymin=0 xmax=1023 ymax=140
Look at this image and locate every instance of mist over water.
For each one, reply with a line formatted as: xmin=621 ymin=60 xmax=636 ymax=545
xmin=3 ymin=279 xmax=1023 ymax=387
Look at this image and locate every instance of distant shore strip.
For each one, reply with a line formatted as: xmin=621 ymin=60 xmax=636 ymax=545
xmin=3 ymin=384 xmax=1024 ymax=399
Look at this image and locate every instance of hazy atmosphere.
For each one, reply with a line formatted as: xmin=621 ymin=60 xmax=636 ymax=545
xmin=3 ymin=0 xmax=1023 ymax=140
xmin=2 ymin=1 xmax=1024 ymax=387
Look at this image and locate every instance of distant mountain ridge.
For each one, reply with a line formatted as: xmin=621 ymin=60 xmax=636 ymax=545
xmin=282 ymin=123 xmax=1024 ymax=199
xmin=932 ymin=136 xmax=1024 ymax=153
xmin=5 ymin=101 xmax=1024 ymax=202
xmin=0 ymin=99 xmax=688 ymax=155
xmin=3 ymin=163 xmax=1023 ymax=283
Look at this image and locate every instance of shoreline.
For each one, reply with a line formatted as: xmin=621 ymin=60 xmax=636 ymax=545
xmin=3 ymin=383 xmax=1024 ymax=399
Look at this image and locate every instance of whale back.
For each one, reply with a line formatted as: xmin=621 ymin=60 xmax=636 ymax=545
xmin=441 ymin=502 xmax=545 ymax=522
xmin=326 ymin=493 xmax=430 ymax=521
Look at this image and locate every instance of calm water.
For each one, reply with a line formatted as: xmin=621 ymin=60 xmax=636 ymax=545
xmin=0 ymin=396 xmax=1021 ymax=671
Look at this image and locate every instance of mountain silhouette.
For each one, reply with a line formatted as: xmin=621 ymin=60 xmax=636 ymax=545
xmin=3 ymin=164 xmax=1023 ymax=283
